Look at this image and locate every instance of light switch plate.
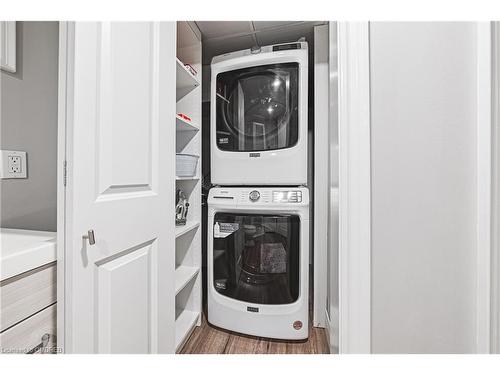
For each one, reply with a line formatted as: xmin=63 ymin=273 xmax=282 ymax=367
xmin=0 ymin=150 xmax=27 ymax=178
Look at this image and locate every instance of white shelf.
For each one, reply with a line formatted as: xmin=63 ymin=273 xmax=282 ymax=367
xmin=174 ymin=22 xmax=201 ymax=355
xmin=175 ymin=221 xmax=200 ymax=238
xmin=175 ymin=309 xmax=200 ymax=351
xmin=176 ymin=58 xmax=199 ymax=101
xmin=175 ymin=266 xmax=200 ymax=295
xmin=176 ymin=115 xmax=199 ymax=132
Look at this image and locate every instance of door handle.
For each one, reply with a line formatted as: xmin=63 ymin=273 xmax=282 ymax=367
xmin=83 ymin=230 xmax=96 ymax=245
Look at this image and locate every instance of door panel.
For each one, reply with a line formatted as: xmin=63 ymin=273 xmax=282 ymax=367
xmin=63 ymin=22 xmax=176 ymax=353
xmin=96 ymin=22 xmax=159 ymax=197
xmin=97 ymin=242 xmax=153 ymax=353
xmin=216 ymin=63 xmax=299 ymax=152
xmin=212 ymin=213 xmax=300 ymax=305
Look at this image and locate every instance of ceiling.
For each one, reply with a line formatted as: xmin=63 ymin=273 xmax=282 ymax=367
xmin=195 ymin=21 xmax=327 ymax=65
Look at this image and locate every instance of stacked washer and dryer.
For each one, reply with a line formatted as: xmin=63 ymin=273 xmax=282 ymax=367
xmin=208 ymin=42 xmax=310 ymax=340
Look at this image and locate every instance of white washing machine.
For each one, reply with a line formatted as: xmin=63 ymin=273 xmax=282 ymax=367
xmin=207 ymin=187 xmax=309 ymax=339
xmin=211 ymin=42 xmax=308 ymax=185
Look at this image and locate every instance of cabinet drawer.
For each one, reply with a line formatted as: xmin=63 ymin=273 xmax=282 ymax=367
xmin=0 ymin=303 xmax=57 ymax=354
xmin=0 ymin=262 xmax=56 ymax=331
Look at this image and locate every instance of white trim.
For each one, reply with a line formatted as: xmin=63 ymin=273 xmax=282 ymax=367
xmin=324 ymin=310 xmax=332 ymax=350
xmin=324 ymin=307 xmax=338 ymax=353
xmin=58 ymin=21 xmax=77 ymax=353
xmin=313 ymin=23 xmax=329 ymax=328
xmin=337 ymin=21 xmax=371 ymax=354
xmin=57 ymin=21 xmax=71 ymax=354
xmin=491 ymin=21 xmax=500 ymax=354
xmin=475 ymin=21 xmax=492 ymax=354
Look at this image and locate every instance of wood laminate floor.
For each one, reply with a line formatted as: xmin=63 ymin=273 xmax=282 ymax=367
xmin=179 ymin=311 xmax=329 ymax=354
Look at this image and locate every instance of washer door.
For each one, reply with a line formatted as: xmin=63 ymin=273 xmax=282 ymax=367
xmin=216 ymin=63 xmax=299 ymax=152
xmin=212 ymin=212 xmax=300 ymax=305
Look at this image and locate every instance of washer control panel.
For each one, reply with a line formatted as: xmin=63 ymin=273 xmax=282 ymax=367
xmin=243 ymin=189 xmax=303 ymax=203
xmin=209 ymin=187 xmax=308 ymax=206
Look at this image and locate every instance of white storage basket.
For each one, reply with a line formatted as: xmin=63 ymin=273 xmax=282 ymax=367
xmin=176 ymin=153 xmax=199 ymax=177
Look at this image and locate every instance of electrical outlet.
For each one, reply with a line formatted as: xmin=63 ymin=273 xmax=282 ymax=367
xmin=8 ymin=156 xmax=22 ymax=173
xmin=1 ymin=150 xmax=27 ymax=179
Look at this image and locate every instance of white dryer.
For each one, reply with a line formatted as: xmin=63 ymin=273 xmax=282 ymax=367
xmin=208 ymin=187 xmax=309 ymax=340
xmin=211 ymin=42 xmax=308 ymax=185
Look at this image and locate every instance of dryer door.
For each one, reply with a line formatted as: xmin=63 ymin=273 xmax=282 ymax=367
xmin=212 ymin=212 xmax=300 ymax=305
xmin=216 ymin=63 xmax=299 ymax=152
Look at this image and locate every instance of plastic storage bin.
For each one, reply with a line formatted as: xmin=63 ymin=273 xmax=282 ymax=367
xmin=176 ymin=154 xmax=199 ymax=177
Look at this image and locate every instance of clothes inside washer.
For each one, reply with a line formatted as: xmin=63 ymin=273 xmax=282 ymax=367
xmin=260 ymin=242 xmax=287 ymax=273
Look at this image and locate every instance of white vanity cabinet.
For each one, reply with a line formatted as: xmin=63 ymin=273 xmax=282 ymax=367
xmin=0 ymin=262 xmax=57 ymax=354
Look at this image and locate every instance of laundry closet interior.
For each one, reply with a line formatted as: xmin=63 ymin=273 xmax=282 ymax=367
xmin=176 ymin=20 xmax=335 ymax=354
xmin=0 ymin=20 xmax=338 ymax=355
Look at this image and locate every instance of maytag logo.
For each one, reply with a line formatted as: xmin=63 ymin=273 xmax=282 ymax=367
xmin=249 ymin=153 xmax=261 ymax=158
xmin=247 ymin=306 xmax=259 ymax=313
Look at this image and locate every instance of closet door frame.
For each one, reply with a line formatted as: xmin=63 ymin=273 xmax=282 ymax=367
xmin=491 ymin=21 xmax=500 ymax=354
xmin=337 ymin=21 xmax=495 ymax=355
xmin=337 ymin=21 xmax=372 ymax=354
xmin=475 ymin=21 xmax=492 ymax=354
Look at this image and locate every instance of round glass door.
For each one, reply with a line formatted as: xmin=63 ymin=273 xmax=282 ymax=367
xmin=216 ymin=63 xmax=299 ymax=152
xmin=212 ymin=212 xmax=300 ymax=305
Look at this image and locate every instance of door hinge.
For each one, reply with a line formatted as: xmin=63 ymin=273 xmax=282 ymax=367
xmin=63 ymin=160 xmax=67 ymax=187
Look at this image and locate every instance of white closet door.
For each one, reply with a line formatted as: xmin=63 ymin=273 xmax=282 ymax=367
xmin=62 ymin=22 xmax=176 ymax=353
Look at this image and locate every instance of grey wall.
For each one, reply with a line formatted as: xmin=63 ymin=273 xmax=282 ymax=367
xmin=369 ymin=22 xmax=478 ymax=353
xmin=1 ymin=21 xmax=59 ymax=231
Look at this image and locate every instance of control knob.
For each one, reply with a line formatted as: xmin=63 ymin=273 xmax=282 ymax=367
xmin=249 ymin=190 xmax=260 ymax=202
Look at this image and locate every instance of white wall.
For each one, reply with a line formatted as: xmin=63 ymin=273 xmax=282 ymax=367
xmin=1 ymin=22 xmax=59 ymax=231
xmin=369 ymin=22 xmax=478 ymax=353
